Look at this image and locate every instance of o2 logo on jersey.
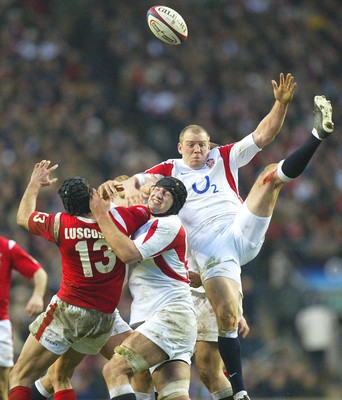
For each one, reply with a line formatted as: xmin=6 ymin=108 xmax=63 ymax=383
xmin=192 ymin=175 xmax=218 ymax=194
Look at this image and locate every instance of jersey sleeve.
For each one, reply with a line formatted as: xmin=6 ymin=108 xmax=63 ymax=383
xmin=10 ymin=241 xmax=42 ymax=279
xmin=112 ymin=205 xmax=150 ymax=236
xmin=134 ymin=160 xmax=174 ymax=185
xmin=219 ymin=133 xmax=261 ymax=169
xmin=134 ymin=217 xmax=182 ymax=260
xmin=28 ymin=211 xmax=58 ymax=243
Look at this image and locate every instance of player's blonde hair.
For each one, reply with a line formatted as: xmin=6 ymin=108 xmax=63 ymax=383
xmin=179 ymin=124 xmax=210 ymax=142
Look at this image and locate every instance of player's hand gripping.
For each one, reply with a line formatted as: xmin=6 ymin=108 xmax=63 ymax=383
xmin=99 ymin=179 xmax=144 ymax=206
xmin=189 ymin=270 xmax=202 ymax=288
xmin=272 ymin=72 xmax=297 ymax=105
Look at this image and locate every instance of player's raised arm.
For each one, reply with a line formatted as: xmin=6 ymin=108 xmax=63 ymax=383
xmin=252 ymin=72 xmax=297 ymax=149
xmin=17 ymin=160 xmax=58 ymax=229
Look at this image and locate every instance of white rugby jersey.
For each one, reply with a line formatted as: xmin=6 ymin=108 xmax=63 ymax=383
xmin=128 ymin=215 xmax=194 ymax=325
xmin=136 ymin=133 xmax=261 ymax=245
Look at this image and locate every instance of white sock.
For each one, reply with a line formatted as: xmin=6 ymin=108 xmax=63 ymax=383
xmin=212 ymin=387 xmax=233 ymax=399
xmin=277 ymin=159 xmax=293 ymax=183
xmin=35 ymin=379 xmax=53 ymax=398
xmin=109 ymin=383 xmax=134 ymax=398
xmin=311 ymin=127 xmax=322 ymax=140
xmin=220 ymin=328 xmax=238 ymax=338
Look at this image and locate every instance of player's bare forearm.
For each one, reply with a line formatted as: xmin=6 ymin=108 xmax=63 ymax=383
xmin=26 ymin=268 xmax=47 ymax=316
xmin=17 ymin=160 xmax=58 ymax=229
xmin=253 ymin=73 xmax=297 ymax=149
xmin=90 ymin=190 xmax=142 ymax=264
xmin=17 ymin=184 xmax=40 ymax=229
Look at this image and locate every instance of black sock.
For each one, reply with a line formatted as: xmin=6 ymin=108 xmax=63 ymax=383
xmin=31 ymin=383 xmax=48 ymax=400
xmin=218 ymin=336 xmax=245 ymax=394
xmin=281 ymin=135 xmax=321 ymax=179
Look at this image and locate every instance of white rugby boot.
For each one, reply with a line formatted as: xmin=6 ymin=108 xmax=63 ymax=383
xmin=313 ymin=95 xmax=334 ymax=139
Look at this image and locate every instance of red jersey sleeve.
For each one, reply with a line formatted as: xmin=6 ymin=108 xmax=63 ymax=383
xmin=28 ymin=211 xmax=58 ymax=243
xmin=112 ymin=205 xmax=150 ymax=236
xmin=10 ymin=241 xmax=42 ymax=279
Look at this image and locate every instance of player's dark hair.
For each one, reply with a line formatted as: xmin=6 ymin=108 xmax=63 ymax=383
xmin=151 ymin=177 xmax=187 ymax=217
xmin=58 ymin=177 xmax=91 ymax=216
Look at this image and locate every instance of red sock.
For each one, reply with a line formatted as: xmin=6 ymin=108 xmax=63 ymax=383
xmin=9 ymin=386 xmax=32 ymax=400
xmin=54 ymin=389 xmax=77 ymax=400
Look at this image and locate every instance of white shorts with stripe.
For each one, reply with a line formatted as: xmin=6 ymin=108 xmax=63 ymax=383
xmin=0 ymin=319 xmax=14 ymax=367
xmin=29 ymin=295 xmax=114 ymax=355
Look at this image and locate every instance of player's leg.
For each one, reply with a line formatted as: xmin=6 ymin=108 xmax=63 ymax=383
xmin=102 ymin=331 xmax=168 ymax=400
xmin=0 ymin=367 xmax=10 ymax=400
xmin=32 ymin=310 xmax=135 ymax=400
xmin=9 ymin=334 xmax=60 ymax=400
xmin=31 ymin=348 xmax=82 ymax=400
xmin=204 ymin=277 xmax=247 ymax=400
xmin=196 ymin=341 xmax=233 ymax=400
xmin=191 ymin=288 xmax=233 ymax=400
xmin=131 ymin=371 xmax=154 ymax=400
xmin=152 ymin=360 xmax=191 ymax=400
xmin=102 ymin=332 xmax=154 ymax=400
xmin=246 ymin=95 xmax=334 ymax=218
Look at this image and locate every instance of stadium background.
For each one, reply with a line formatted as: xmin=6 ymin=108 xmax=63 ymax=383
xmin=1 ymin=0 xmax=341 ymax=399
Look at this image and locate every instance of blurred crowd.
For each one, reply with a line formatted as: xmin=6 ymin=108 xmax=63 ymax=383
xmin=1 ymin=0 xmax=341 ymax=398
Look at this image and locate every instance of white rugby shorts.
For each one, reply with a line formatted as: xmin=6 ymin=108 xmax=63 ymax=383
xmin=29 ymin=295 xmax=114 ymax=355
xmin=136 ymin=303 xmax=197 ymax=373
xmin=110 ymin=308 xmax=132 ymax=336
xmin=189 ymin=202 xmax=271 ymax=288
xmin=0 ymin=319 xmax=14 ymax=367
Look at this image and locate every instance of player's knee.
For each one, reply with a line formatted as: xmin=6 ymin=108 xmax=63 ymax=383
xmin=102 ymin=357 xmax=122 ymax=383
xmin=114 ymin=345 xmax=150 ymax=374
xmin=157 ymin=379 xmax=190 ymax=400
xmin=216 ymin=307 xmax=238 ymax=332
xmin=103 ymin=345 xmax=150 ymax=381
xmin=258 ymin=163 xmax=283 ymax=187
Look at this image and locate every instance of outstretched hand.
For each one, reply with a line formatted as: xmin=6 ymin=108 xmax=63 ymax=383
xmin=272 ymin=72 xmax=297 ymax=105
xmin=30 ymin=160 xmax=58 ymax=188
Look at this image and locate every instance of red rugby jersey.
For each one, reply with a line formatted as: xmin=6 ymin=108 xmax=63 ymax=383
xmin=0 ymin=236 xmax=42 ymax=320
xmin=28 ymin=205 xmax=150 ymax=313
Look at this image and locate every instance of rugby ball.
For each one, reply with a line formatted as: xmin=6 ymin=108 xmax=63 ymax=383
xmin=146 ymin=5 xmax=188 ymax=45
